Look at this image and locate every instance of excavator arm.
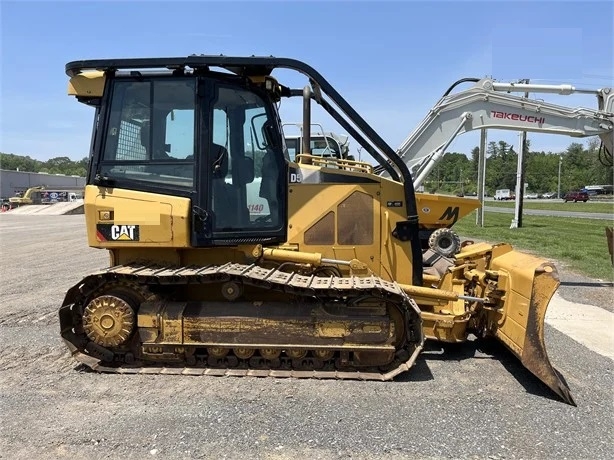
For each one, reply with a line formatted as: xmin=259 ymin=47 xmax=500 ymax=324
xmin=381 ymin=78 xmax=614 ymax=186
xmin=8 ymin=186 xmax=45 ymax=205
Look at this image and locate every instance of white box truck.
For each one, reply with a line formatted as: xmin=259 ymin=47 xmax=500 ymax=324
xmin=495 ymin=189 xmax=515 ymax=200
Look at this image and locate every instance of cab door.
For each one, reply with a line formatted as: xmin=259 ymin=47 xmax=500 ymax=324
xmin=190 ymin=79 xmax=288 ymax=247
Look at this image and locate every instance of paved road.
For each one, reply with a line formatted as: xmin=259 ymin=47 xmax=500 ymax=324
xmin=483 ymin=205 xmax=614 ymax=220
xmin=0 ymin=214 xmax=612 ymax=460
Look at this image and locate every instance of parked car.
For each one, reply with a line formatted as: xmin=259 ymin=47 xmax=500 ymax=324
xmin=542 ymin=192 xmax=556 ymax=199
xmin=525 ymin=193 xmax=538 ymax=199
xmin=563 ymin=191 xmax=589 ymax=202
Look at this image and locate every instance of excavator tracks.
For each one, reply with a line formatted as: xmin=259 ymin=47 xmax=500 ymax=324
xmin=59 ymin=263 xmax=425 ymax=381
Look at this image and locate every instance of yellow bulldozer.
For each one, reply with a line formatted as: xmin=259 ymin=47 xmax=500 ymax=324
xmin=59 ymin=55 xmax=614 ymax=406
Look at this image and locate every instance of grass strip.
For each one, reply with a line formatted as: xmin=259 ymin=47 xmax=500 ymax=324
xmin=453 ymin=211 xmax=614 ymax=281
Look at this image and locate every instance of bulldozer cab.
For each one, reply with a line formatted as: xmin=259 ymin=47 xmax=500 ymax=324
xmin=91 ymin=70 xmax=288 ymax=246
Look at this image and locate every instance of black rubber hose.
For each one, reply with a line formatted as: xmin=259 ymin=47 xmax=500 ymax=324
xmin=441 ymin=78 xmax=481 ymax=98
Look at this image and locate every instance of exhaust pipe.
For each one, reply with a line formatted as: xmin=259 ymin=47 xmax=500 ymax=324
xmin=302 ymin=85 xmax=311 ymax=155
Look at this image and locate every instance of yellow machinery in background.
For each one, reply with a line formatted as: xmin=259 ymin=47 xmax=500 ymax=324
xmin=57 ymin=55 xmax=614 ymax=406
xmin=8 ymin=186 xmax=45 ymax=206
xmin=8 ymin=186 xmax=83 ymax=207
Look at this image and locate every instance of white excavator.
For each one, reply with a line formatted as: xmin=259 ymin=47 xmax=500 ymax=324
xmin=283 ymin=122 xmax=352 ymax=162
xmin=375 ymin=78 xmax=613 ymax=186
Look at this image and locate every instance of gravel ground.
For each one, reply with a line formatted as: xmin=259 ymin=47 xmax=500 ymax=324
xmin=0 ymin=214 xmax=612 ymax=460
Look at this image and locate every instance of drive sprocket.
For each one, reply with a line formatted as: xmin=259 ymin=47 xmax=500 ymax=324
xmin=82 ymin=294 xmax=136 ymax=347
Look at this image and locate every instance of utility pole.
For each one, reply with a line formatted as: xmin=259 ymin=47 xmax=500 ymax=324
xmin=476 ymin=128 xmax=487 ymax=227
xmin=557 ymin=155 xmax=562 ymax=198
xmin=511 ymin=79 xmax=530 ymax=229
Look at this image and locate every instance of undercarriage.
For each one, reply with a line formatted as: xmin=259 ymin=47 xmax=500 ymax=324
xmin=59 ymin=263 xmax=424 ymax=379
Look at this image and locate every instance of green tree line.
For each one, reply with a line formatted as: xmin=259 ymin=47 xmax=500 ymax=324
xmin=423 ymin=139 xmax=613 ymax=195
xmin=2 ymin=138 xmax=613 ymax=195
xmin=0 ymin=153 xmax=89 ymax=177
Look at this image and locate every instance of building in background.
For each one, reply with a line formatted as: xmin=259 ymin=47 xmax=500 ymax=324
xmin=1 ymin=169 xmax=85 ymax=199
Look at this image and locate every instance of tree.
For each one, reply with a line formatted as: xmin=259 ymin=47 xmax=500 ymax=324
xmin=0 ymin=153 xmax=41 ymax=172
xmin=586 ymin=138 xmax=613 ymax=186
xmin=525 ymin=151 xmax=558 ymax=193
xmin=423 ymin=152 xmax=472 ymax=194
xmin=485 ymin=141 xmax=517 ymax=193
xmin=0 ymin=153 xmax=88 ymax=176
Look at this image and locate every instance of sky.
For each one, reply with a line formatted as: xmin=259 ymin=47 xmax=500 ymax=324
xmin=1 ymin=0 xmax=613 ymax=165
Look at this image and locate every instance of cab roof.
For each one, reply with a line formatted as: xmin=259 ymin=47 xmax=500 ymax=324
xmin=65 ymin=54 xmax=299 ymax=78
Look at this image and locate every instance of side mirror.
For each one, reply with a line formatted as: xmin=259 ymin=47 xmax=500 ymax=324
xmin=262 ymin=121 xmax=280 ymax=149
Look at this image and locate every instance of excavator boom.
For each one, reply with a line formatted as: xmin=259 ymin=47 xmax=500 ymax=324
xmin=383 ymin=78 xmax=614 ymax=186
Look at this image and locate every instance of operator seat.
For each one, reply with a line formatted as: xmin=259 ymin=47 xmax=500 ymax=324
xmin=211 ymin=144 xmax=248 ymax=229
xmin=140 ymin=120 xmax=170 ymax=159
xmin=259 ymin=148 xmax=280 ymax=225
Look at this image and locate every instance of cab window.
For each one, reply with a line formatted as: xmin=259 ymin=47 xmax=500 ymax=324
xmin=209 ymin=85 xmax=284 ymax=231
xmin=100 ymin=78 xmax=196 ymax=188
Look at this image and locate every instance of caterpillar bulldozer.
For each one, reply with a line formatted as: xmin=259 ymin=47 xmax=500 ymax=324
xmin=60 ymin=55 xmax=614 ymax=406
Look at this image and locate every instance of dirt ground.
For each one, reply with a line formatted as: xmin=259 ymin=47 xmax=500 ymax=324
xmin=1 ymin=214 xmax=612 ymax=460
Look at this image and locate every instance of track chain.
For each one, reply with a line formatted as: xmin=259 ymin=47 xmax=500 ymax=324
xmin=62 ymin=262 xmax=425 ymax=381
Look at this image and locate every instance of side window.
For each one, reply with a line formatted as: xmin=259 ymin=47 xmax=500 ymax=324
xmin=212 ymin=107 xmax=231 ymax=182
xmin=101 ymin=79 xmax=196 ymax=188
xmin=210 ymin=94 xmax=237 ymax=230
xmin=244 ymin=108 xmax=269 ymax=217
xmin=104 ymin=81 xmax=150 ymax=161
xmin=285 ymin=138 xmax=298 ymax=161
xmin=210 ymin=85 xmax=283 ymax=231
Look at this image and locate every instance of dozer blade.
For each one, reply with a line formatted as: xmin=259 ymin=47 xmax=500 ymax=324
xmin=487 ymin=248 xmax=575 ymax=406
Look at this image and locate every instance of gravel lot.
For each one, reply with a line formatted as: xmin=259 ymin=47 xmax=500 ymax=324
xmin=0 ymin=214 xmax=612 ymax=460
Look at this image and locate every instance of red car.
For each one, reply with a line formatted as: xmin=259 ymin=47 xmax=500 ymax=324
xmin=563 ymin=191 xmax=589 ymax=202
